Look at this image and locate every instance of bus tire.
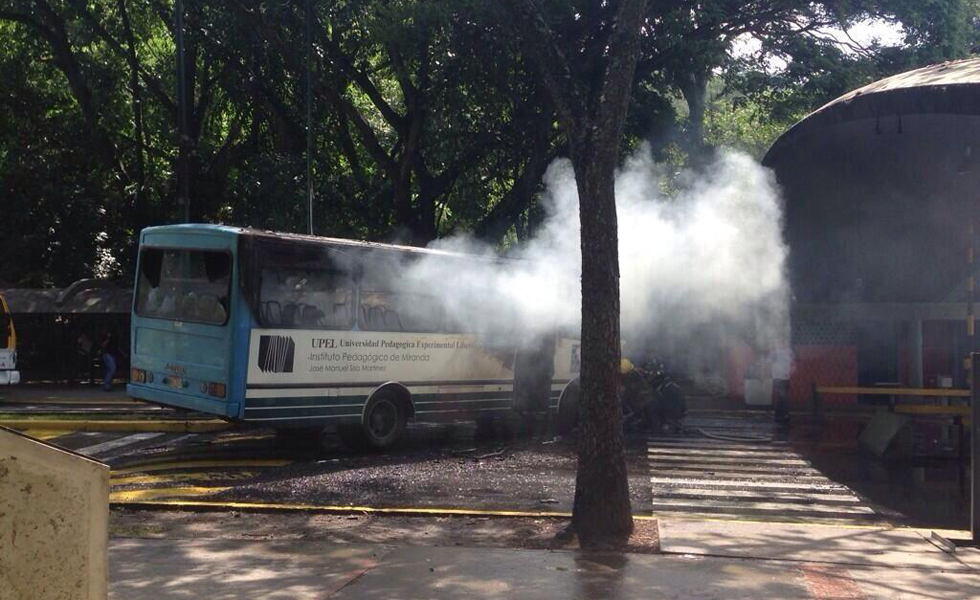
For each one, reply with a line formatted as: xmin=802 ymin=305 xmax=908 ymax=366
xmin=557 ymin=379 xmax=580 ymax=435
xmin=359 ymin=390 xmax=407 ymax=450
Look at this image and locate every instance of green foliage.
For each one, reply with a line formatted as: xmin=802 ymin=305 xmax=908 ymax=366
xmin=704 ymin=93 xmax=805 ymax=160
xmin=0 ymin=0 xmax=976 ymax=287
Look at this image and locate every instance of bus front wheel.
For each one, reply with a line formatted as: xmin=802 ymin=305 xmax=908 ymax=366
xmin=343 ymin=391 xmax=407 ymax=450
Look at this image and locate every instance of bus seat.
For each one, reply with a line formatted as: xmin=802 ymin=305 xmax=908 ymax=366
xmin=330 ymin=302 xmax=351 ymax=327
xmin=368 ymin=306 xmax=384 ymax=329
xmin=146 ymin=287 xmax=164 ymax=314
xmin=333 ymin=302 xmax=349 ymax=326
xmin=263 ymin=301 xmax=281 ymax=325
xmin=300 ymin=304 xmax=324 ymax=326
xmin=282 ymin=303 xmax=299 ymax=326
xmin=382 ymin=309 xmax=403 ymax=331
xmin=160 ymin=292 xmax=178 ymax=317
xmin=181 ymin=292 xmax=200 ymax=320
xmin=200 ymin=294 xmax=225 ymax=323
xmin=359 ymin=305 xmax=383 ymax=329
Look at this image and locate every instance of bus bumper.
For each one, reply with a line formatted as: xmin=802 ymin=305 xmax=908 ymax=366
xmin=0 ymin=370 xmax=20 ymax=385
xmin=127 ymin=383 xmax=239 ymax=418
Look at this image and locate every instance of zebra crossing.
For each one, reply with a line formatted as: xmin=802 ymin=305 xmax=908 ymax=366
xmin=26 ymin=429 xmax=284 ymax=502
xmin=647 ymin=417 xmax=881 ymax=524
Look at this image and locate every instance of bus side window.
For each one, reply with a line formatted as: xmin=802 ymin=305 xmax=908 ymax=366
xmin=258 ymin=266 xmax=352 ymax=330
xmin=359 ymin=290 xmax=440 ymax=332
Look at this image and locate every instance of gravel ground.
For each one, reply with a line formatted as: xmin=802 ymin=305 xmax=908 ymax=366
xmin=209 ymin=433 xmax=655 ymax=513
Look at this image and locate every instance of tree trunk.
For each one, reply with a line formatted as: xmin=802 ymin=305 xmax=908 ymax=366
xmin=679 ymin=69 xmax=709 ymax=159
xmin=117 ymin=0 xmax=145 ymax=212
xmin=497 ymin=0 xmax=646 ymax=546
xmin=570 ymin=149 xmax=633 ymax=544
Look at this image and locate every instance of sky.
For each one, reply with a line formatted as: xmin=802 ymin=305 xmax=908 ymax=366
xmin=828 ymin=17 xmax=906 ymax=48
xmin=733 ymin=17 xmax=906 ymax=69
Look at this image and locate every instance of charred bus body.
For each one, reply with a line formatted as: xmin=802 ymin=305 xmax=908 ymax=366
xmin=127 ymin=225 xmax=579 ymax=448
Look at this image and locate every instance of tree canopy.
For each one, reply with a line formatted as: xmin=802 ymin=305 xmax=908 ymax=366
xmin=0 ymin=0 xmax=976 ymax=286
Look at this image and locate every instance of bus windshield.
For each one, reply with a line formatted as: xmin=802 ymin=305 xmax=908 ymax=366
xmin=136 ymin=248 xmax=232 ymax=325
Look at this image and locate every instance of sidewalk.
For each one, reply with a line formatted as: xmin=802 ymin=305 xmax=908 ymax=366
xmin=109 ymin=518 xmax=980 ymax=600
xmin=0 ymin=383 xmax=135 ymax=405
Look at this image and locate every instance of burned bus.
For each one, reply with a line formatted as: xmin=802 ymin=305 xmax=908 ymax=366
xmin=127 ymin=224 xmax=579 ymax=448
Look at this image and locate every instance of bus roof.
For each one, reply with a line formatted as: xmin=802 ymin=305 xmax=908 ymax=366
xmin=141 ymin=224 xmax=510 ymax=263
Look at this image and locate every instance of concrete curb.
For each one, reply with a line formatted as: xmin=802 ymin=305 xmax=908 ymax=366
xmin=108 ymin=500 xmax=970 ymax=539
xmin=112 ymin=499 xmax=581 ymax=519
xmin=1 ymin=419 xmax=231 ymax=433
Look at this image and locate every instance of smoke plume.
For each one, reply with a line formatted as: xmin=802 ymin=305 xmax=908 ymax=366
xmin=407 ymin=144 xmax=790 ymax=381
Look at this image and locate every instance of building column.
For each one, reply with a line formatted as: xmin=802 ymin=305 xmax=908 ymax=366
xmin=910 ymin=319 xmax=924 ymax=388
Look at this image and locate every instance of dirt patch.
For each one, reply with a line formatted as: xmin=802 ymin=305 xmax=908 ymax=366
xmin=110 ymin=508 xmax=660 ymax=554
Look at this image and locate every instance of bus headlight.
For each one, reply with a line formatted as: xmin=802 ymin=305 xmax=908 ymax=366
xmin=131 ymin=368 xmax=146 ymax=383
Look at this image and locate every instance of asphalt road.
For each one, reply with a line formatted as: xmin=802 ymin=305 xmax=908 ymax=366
xmin=2 ymin=388 xmax=897 ymax=526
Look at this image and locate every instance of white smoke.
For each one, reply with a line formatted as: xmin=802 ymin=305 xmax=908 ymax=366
xmin=406 ymin=144 xmax=789 ymax=376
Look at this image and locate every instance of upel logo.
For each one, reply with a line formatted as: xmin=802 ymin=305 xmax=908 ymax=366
xmin=258 ymin=335 xmax=295 ymax=373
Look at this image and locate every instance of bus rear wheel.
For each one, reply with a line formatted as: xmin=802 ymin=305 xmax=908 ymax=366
xmin=557 ymin=380 xmax=580 ymax=435
xmin=341 ymin=391 xmax=407 ymax=451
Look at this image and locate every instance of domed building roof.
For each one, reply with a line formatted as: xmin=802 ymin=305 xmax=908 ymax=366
xmin=766 ymin=57 xmax=980 ymax=167
xmin=763 ymin=57 xmax=980 ymax=304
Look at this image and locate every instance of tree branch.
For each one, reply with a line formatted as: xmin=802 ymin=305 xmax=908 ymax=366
xmin=593 ymin=0 xmax=648 ymax=157
xmin=498 ymin=0 xmax=587 ymax=139
xmin=31 ymin=0 xmax=130 ymax=182
xmin=65 ymin=0 xmax=177 ymax=118
xmin=317 ymin=20 xmax=405 ymax=130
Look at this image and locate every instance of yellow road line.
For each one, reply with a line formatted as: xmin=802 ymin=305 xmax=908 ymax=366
xmin=209 ymin=433 xmax=274 ymax=444
xmin=112 ymin=459 xmax=290 ymax=475
xmin=20 ymin=429 xmax=70 ymax=441
xmin=111 ymin=471 xmax=259 ymax=486
xmin=110 ymin=486 xmax=229 ymax=502
xmin=0 ymin=419 xmax=230 ymax=432
xmin=893 ymin=405 xmax=970 ymax=421
xmin=3 ymin=398 xmax=145 ymax=406
xmin=816 ymin=386 xmax=970 ymax=397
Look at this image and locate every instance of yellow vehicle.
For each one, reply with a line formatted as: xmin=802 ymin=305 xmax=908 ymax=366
xmin=0 ymin=294 xmax=19 ymax=385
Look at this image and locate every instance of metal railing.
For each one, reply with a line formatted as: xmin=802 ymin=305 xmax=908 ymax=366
xmin=815 ymin=372 xmax=978 ymax=544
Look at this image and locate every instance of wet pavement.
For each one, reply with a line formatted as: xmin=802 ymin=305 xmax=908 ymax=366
xmin=808 ymin=450 xmax=969 ymax=530
xmin=108 ymin=524 xmax=980 ymax=600
xmin=2 ymin=385 xmax=973 ymax=530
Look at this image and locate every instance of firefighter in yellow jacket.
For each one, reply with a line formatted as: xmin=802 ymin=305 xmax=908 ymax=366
xmin=619 ymin=358 xmax=657 ymax=430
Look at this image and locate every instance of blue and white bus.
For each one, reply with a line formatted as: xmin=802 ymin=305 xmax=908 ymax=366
xmin=127 ymin=225 xmax=580 ymax=448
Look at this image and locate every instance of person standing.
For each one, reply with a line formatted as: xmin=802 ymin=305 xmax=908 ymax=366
xmin=769 ymin=345 xmax=794 ymax=424
xmin=100 ymin=330 xmax=119 ymax=391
